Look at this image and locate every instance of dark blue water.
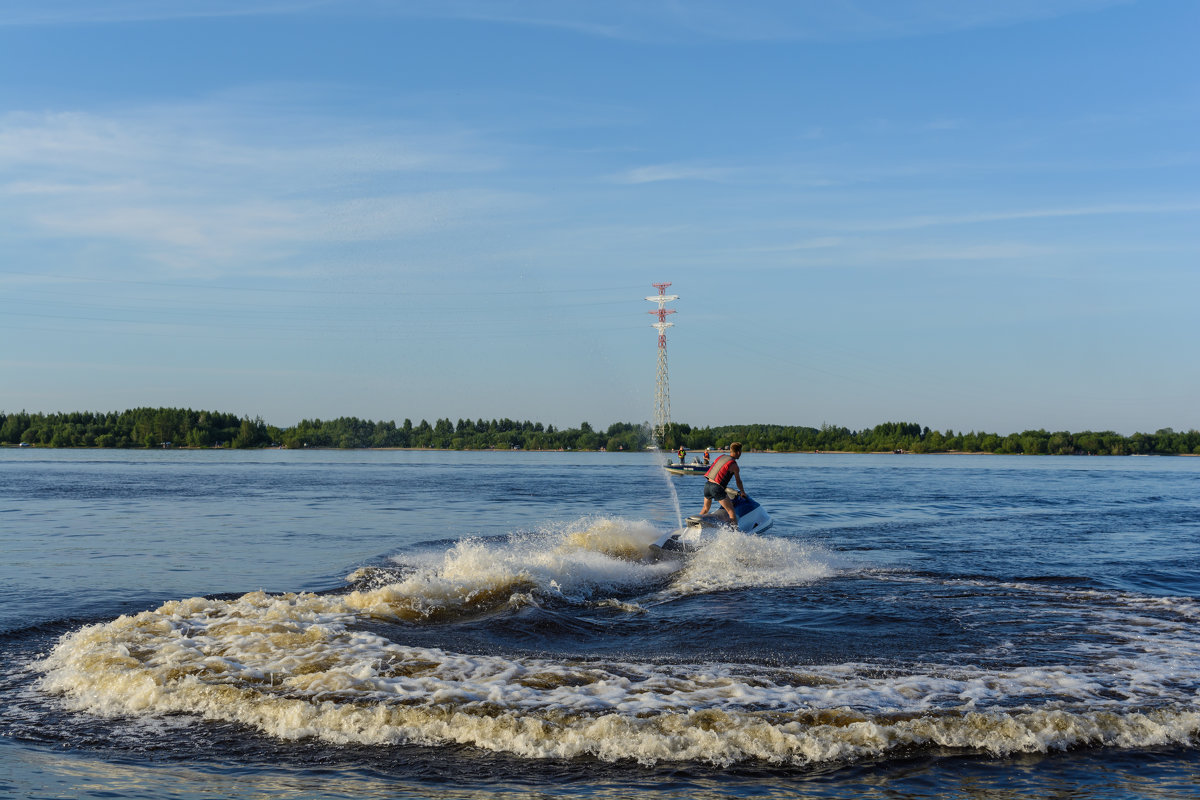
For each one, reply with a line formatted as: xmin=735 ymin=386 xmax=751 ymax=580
xmin=2 ymin=450 xmax=1198 ymax=799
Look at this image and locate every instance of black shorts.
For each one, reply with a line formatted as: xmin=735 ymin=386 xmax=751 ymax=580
xmin=704 ymin=481 xmax=729 ymax=501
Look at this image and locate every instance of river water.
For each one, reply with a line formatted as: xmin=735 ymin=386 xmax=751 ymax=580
xmin=2 ymin=449 xmax=1198 ymax=798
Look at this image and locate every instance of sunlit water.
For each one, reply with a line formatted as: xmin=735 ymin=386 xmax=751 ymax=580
xmin=2 ymin=449 xmax=1199 ymax=799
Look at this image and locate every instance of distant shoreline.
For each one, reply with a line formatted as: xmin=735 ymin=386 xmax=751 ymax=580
xmin=4 ymin=443 xmax=1197 ymax=457
xmin=5 ymin=409 xmax=1196 ymax=455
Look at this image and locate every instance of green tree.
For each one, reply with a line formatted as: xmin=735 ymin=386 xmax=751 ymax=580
xmin=231 ymin=418 xmax=257 ymax=449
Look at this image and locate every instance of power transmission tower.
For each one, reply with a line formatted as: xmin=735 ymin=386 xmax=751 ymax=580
xmin=646 ymin=282 xmax=678 ymax=448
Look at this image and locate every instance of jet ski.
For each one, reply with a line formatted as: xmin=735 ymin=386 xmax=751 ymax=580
xmin=648 ymin=490 xmax=774 ymax=559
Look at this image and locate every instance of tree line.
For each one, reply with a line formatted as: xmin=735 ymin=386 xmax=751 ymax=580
xmin=0 ymin=409 xmax=648 ymax=452
xmin=664 ymin=421 xmax=1200 ymax=456
xmin=2 ymin=409 xmax=1198 ymax=455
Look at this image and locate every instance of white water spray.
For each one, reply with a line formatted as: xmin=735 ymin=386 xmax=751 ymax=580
xmin=651 ymin=447 xmax=685 ymax=530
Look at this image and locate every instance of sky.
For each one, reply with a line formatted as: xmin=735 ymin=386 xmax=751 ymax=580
xmin=1 ymin=0 xmax=1196 ymax=435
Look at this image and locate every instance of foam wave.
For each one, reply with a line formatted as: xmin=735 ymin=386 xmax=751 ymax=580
xmin=35 ymin=588 xmax=1200 ymax=765
xmin=36 ymin=521 xmax=1196 ymax=765
xmin=338 ymin=517 xmax=675 ymax=621
xmin=667 ymin=529 xmax=835 ymax=598
xmin=337 ymin=517 xmax=833 ymax=621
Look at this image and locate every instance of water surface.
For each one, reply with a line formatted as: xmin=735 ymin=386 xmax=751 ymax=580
xmin=2 ymin=450 xmax=1198 ymax=798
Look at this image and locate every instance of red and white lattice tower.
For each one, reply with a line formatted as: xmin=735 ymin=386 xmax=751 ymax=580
xmin=646 ymin=282 xmax=678 ymax=447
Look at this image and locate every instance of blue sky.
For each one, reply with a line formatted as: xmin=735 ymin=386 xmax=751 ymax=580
xmin=1 ymin=0 xmax=1196 ymax=435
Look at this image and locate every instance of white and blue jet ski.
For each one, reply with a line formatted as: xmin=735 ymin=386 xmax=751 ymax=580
xmin=648 ymin=490 xmax=773 ymax=559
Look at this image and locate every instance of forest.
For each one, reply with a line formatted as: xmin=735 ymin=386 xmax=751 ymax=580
xmin=2 ymin=408 xmax=1199 ymax=456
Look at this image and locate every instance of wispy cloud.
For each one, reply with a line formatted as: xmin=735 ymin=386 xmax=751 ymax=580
xmin=609 ymin=162 xmax=736 ymax=185
xmin=1 ymin=0 xmax=1134 ymax=42
xmin=0 ymin=102 xmax=521 ymax=275
xmin=838 ymin=203 xmax=1200 ymax=233
xmin=752 ymin=237 xmax=846 ymax=253
xmin=0 ymin=0 xmax=326 ymax=26
xmin=0 ymin=102 xmax=501 ymax=179
xmin=877 ymin=242 xmax=1065 ymax=261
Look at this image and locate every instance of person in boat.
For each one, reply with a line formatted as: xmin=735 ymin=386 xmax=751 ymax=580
xmin=700 ymin=442 xmax=746 ymax=524
xmin=703 ymin=447 xmax=711 ymax=465
xmin=677 ymin=446 xmax=686 ymax=464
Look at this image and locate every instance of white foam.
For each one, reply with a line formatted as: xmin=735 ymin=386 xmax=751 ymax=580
xmin=31 ymin=523 xmax=1200 ymax=766
xmin=339 ymin=518 xmax=678 ymax=620
xmin=666 ymin=529 xmax=835 ymax=598
xmin=352 ymin=517 xmax=835 ymax=615
xmin=35 ymin=579 xmax=1200 ymax=765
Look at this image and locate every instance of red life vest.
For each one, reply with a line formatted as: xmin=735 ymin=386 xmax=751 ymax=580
xmin=705 ymin=453 xmax=736 ymax=487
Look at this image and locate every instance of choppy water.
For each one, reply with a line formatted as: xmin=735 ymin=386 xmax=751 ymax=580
xmin=2 ymin=449 xmax=1199 ymax=799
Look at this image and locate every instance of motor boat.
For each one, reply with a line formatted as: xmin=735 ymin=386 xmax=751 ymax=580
xmin=663 ymin=460 xmax=708 ymax=476
xmin=663 ymin=448 xmax=716 ymax=476
xmin=648 ymin=490 xmax=773 ymax=559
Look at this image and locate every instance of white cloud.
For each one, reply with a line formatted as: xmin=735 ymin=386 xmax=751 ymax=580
xmin=609 ymin=163 xmax=735 ymax=185
xmin=839 ymin=203 xmax=1200 ymax=233
xmin=0 ymin=105 xmax=521 ymax=274
xmin=924 ymin=118 xmax=968 ymax=131
xmin=0 ymin=104 xmax=500 ymax=181
xmin=878 ymin=242 xmax=1064 ymax=261
xmin=0 ymin=0 xmax=1134 ymax=42
xmin=0 ymin=0 xmax=326 ymax=26
xmin=752 ymin=237 xmax=845 ymax=253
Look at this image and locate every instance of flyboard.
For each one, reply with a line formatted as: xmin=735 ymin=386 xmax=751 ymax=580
xmin=648 ymin=489 xmax=773 ymax=559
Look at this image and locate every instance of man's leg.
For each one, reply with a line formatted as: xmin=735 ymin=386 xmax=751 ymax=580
xmin=719 ymin=497 xmax=737 ymax=526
